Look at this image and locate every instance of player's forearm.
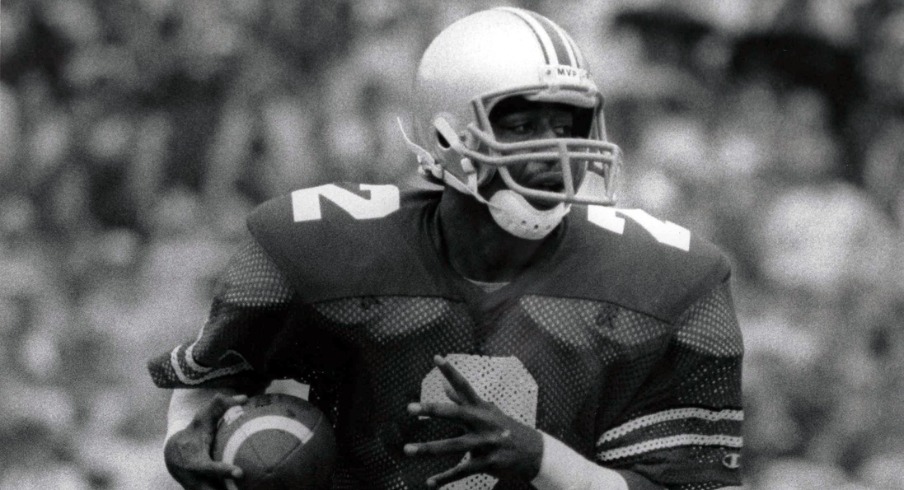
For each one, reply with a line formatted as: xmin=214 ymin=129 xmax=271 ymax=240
xmin=531 ymin=432 xmax=664 ymax=490
xmin=166 ymin=387 xmax=241 ymax=441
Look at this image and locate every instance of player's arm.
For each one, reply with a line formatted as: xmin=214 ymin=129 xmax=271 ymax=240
xmin=593 ymin=280 xmax=744 ymax=489
xmin=147 ymin=237 xmax=295 ymax=392
xmin=531 ymin=432 xmax=663 ymax=489
xmin=533 ymin=435 xmax=743 ymax=489
xmin=406 ymin=356 xmax=662 ymax=489
xmin=531 ymin=280 xmax=743 ymax=490
xmin=149 ymin=236 xmax=297 ymax=489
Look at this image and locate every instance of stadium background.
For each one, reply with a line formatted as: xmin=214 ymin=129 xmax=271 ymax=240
xmin=1 ymin=0 xmax=903 ymax=488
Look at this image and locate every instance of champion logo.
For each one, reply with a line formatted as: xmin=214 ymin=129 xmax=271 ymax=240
xmin=722 ymin=452 xmax=742 ymax=469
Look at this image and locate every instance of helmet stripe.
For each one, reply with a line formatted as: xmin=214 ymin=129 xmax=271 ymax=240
xmin=496 ymin=7 xmax=558 ymax=65
xmin=557 ymin=27 xmax=579 ymax=67
xmin=525 ymin=11 xmax=577 ymax=67
xmin=565 ymin=35 xmax=585 ymax=68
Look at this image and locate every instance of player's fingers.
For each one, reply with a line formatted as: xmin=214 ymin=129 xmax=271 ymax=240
xmin=408 ymin=402 xmax=480 ymax=424
xmin=195 ymin=460 xmax=244 ymax=480
xmin=442 ymin=379 xmax=466 ymax=405
xmin=426 ymin=457 xmax=491 ymax=488
xmin=194 ymin=394 xmax=247 ymax=431
xmin=434 ymin=355 xmax=480 ymax=404
xmin=404 ymin=433 xmax=486 ymax=456
xmin=176 ymin=473 xmax=222 ymax=490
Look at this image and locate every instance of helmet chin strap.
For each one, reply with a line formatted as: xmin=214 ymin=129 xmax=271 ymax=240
xmin=398 ymin=119 xmax=569 ymax=240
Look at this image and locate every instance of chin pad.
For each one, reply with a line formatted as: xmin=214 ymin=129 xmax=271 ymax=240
xmin=487 ymin=190 xmax=570 ymax=240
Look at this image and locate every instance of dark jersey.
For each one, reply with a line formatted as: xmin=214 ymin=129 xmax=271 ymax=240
xmin=148 ymin=183 xmax=744 ymax=490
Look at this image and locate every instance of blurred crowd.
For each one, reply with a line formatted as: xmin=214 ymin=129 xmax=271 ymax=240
xmin=1 ymin=0 xmax=903 ymax=488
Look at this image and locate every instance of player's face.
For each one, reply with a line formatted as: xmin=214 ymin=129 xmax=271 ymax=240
xmin=487 ymin=100 xmax=588 ymax=208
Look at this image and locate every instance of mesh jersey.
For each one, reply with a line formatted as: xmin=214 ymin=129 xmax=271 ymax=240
xmin=148 ymin=183 xmax=744 ymax=490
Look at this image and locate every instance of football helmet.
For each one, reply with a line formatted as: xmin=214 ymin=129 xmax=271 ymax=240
xmin=401 ymin=7 xmax=622 ymax=239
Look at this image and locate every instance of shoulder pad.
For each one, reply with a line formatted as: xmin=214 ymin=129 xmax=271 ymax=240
xmin=246 ymin=183 xmax=452 ymax=302
xmin=533 ymin=206 xmax=731 ymax=323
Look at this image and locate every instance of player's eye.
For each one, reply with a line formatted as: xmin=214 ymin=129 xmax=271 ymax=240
xmin=497 ymin=117 xmax=534 ymax=134
xmin=550 ymin=113 xmax=575 ymax=137
xmin=508 ymin=122 xmax=534 ymax=135
xmin=552 ymin=123 xmax=573 ymax=137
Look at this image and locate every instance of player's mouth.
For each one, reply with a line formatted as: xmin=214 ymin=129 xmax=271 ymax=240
xmin=524 ymin=172 xmax=565 ymax=193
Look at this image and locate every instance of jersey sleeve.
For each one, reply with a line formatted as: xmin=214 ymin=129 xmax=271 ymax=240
xmin=596 ymin=280 xmax=744 ymax=490
xmin=147 ymin=237 xmax=296 ymax=392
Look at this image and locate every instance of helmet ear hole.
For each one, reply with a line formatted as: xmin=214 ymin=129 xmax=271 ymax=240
xmin=436 ymin=130 xmax=451 ymax=149
xmin=573 ymin=108 xmax=594 ymax=138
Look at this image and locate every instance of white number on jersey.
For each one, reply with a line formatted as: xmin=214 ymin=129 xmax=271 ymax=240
xmin=587 ymin=206 xmax=691 ymax=252
xmin=292 ymin=184 xmax=400 ymax=222
xmin=420 ymin=354 xmax=538 ymax=490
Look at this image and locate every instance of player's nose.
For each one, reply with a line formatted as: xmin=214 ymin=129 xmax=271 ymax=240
xmin=537 ymin=120 xmax=559 ymax=139
xmin=523 ymin=157 xmax=560 ymax=176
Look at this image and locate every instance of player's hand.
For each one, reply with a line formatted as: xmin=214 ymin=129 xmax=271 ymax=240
xmin=405 ymin=355 xmax=544 ymax=488
xmin=164 ymin=394 xmax=247 ymax=490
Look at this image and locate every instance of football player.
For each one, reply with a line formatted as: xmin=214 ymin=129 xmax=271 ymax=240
xmin=150 ymin=7 xmax=744 ymax=490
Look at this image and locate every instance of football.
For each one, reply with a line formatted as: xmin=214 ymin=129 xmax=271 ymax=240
xmin=212 ymin=393 xmax=336 ymax=490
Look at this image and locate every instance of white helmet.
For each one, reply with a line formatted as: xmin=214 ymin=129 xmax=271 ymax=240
xmin=400 ymin=7 xmax=622 ymax=239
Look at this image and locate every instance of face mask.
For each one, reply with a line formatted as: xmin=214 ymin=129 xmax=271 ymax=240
xmin=400 ymin=119 xmax=570 ymax=240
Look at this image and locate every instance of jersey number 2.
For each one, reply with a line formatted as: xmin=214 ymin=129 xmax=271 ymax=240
xmin=587 ymin=206 xmax=691 ymax=251
xmin=292 ymin=184 xmax=400 ymax=222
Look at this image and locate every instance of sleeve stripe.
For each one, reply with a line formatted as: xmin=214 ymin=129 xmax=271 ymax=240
xmin=170 ymin=344 xmax=252 ymax=385
xmin=597 ymin=434 xmax=743 ymax=462
xmin=183 ymin=343 xmax=212 ymax=373
xmin=598 ymin=408 xmax=743 ymax=445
